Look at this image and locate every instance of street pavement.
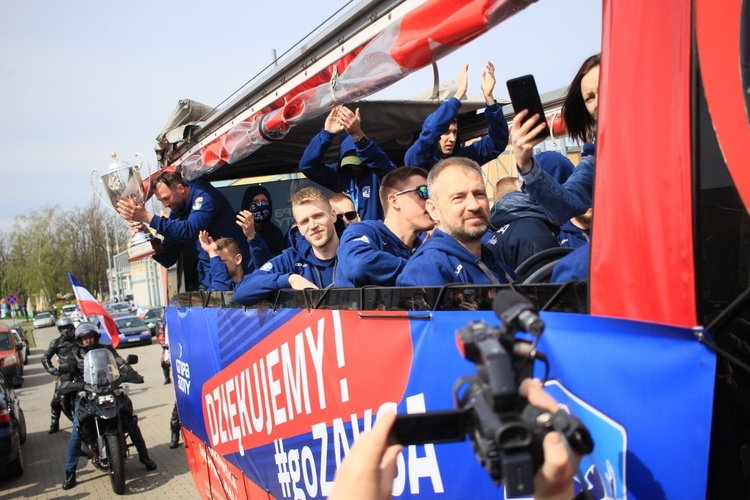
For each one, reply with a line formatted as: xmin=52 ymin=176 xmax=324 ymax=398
xmin=0 ymin=323 xmax=200 ymax=499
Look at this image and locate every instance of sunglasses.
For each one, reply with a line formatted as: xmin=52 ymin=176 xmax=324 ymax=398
xmin=343 ymin=211 xmax=358 ymax=221
xmin=393 ymin=185 xmax=429 ymax=199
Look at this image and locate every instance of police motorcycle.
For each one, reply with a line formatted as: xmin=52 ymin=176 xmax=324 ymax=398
xmin=60 ymin=338 xmax=145 ymax=494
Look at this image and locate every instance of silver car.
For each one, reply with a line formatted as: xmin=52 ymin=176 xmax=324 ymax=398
xmin=32 ymin=312 xmax=56 ymax=329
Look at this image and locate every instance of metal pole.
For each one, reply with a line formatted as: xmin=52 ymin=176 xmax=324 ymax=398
xmin=113 ymin=231 xmax=121 ymax=302
xmin=105 ymin=228 xmax=114 ymax=302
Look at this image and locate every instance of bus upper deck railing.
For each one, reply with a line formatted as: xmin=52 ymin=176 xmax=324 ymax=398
xmin=170 ymin=281 xmax=589 ymax=315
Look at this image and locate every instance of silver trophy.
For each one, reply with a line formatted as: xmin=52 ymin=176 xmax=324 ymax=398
xmin=91 ymin=152 xmax=164 ymax=262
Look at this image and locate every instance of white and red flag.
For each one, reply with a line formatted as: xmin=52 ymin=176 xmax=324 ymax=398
xmin=68 ymin=273 xmax=120 ymax=349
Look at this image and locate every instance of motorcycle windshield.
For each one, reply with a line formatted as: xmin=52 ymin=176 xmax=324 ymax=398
xmin=83 ymin=348 xmax=121 ymax=386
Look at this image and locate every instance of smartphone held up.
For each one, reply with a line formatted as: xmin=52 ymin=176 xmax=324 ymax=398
xmin=506 ymin=74 xmax=551 ymax=142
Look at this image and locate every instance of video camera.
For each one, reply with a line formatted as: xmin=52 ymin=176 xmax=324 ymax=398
xmin=389 ymin=290 xmax=594 ymax=498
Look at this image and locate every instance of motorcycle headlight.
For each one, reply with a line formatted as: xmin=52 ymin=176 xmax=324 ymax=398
xmin=97 ymin=394 xmax=116 ymax=406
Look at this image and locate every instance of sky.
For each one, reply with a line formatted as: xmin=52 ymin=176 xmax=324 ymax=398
xmin=0 ymin=0 xmax=602 ymax=232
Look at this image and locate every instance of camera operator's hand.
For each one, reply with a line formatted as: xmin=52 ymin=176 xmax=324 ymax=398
xmin=520 ymin=379 xmax=578 ymax=500
xmin=329 ymin=410 xmax=402 ymax=500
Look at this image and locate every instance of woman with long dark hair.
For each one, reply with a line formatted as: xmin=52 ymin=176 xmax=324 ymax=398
xmin=511 ymin=54 xmax=600 ymax=225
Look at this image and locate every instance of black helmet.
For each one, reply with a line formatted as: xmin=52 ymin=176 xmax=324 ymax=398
xmin=56 ymin=316 xmax=75 ymax=338
xmin=75 ymin=322 xmax=101 ymax=350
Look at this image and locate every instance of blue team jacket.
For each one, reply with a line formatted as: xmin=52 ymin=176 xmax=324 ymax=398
xmin=335 ymin=220 xmax=418 ymax=287
xmin=520 ymin=148 xmax=595 ymax=226
xmin=396 ymin=229 xmax=515 ymax=286
xmin=233 ymin=226 xmax=340 ymax=306
xmin=559 ymin=220 xmax=590 ymax=248
xmin=404 ymin=97 xmax=509 ymax=170
xmin=205 ymin=235 xmax=273 ymax=291
xmin=299 ymin=131 xmax=396 ymax=221
xmin=150 ymin=179 xmax=255 ymax=288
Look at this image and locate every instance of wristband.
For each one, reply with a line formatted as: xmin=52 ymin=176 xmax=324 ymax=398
xmin=354 ymin=135 xmax=368 ymax=148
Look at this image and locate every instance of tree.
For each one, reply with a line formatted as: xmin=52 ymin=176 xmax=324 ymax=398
xmin=5 ymin=206 xmax=69 ymax=304
xmin=59 ymin=198 xmax=124 ymax=292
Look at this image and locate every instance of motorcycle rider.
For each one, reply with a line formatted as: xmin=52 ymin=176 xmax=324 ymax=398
xmin=41 ymin=316 xmax=77 ymax=434
xmin=61 ymin=322 xmax=157 ymax=490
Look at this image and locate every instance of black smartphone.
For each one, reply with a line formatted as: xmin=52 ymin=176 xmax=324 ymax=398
xmin=506 ymin=74 xmax=550 ymax=141
xmin=388 ymin=409 xmax=467 ymax=446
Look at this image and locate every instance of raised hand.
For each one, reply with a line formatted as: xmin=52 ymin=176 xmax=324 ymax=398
xmin=337 ymin=107 xmax=365 ymax=142
xmin=510 ymin=110 xmax=547 ymax=173
xmin=480 ymin=61 xmax=496 ymax=105
xmin=324 ymin=106 xmax=346 ymax=135
xmin=198 ymin=230 xmax=218 ymax=257
xmin=236 ymin=210 xmax=257 ymax=240
xmin=454 ymin=64 xmax=469 ymax=101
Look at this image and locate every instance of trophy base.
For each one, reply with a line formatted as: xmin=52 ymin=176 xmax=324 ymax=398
xmin=127 ymin=237 xmax=165 ymax=262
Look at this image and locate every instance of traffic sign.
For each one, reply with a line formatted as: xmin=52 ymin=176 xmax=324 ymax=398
xmin=6 ymin=294 xmax=17 ymax=306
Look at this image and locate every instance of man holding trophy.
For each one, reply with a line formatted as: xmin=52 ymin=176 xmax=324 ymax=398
xmin=115 ymin=169 xmax=262 ymax=290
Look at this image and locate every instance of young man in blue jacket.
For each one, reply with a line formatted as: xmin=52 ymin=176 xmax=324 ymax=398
xmin=116 ymin=170 xmax=255 ymax=290
xmin=335 ymin=167 xmax=434 ymax=287
xmin=397 ymin=157 xmax=515 ymax=286
xmin=233 ymin=187 xmax=343 ymax=306
xmin=198 ymin=233 xmax=248 ymax=291
xmin=404 ymin=62 xmax=509 ymax=171
xmin=299 ymin=105 xmax=396 ymax=221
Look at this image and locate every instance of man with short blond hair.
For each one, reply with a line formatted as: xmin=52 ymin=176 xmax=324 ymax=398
xmin=198 ymin=234 xmax=246 ymax=290
xmin=336 ymin=167 xmax=434 ymax=287
xmin=233 ymin=187 xmax=343 ymax=306
xmin=397 ymin=157 xmax=515 ymax=286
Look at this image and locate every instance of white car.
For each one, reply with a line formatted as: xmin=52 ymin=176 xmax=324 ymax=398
xmin=61 ymin=304 xmax=78 ymax=317
xmin=32 ymin=312 xmax=56 ymax=329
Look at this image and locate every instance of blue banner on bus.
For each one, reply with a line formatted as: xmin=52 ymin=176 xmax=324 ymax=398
xmin=166 ymin=307 xmax=714 ymax=499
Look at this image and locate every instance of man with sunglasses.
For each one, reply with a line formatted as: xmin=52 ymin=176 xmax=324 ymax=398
xmin=335 ymin=167 xmax=434 ymax=287
xmin=300 ymin=105 xmax=396 ymax=221
xmin=397 ymin=157 xmax=516 ymax=286
xmin=329 ymin=193 xmax=361 ymax=225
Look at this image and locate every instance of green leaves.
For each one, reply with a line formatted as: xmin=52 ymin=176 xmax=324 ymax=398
xmin=0 ymin=197 xmax=128 ymax=308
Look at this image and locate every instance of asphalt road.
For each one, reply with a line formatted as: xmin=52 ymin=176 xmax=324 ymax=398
xmin=0 ymin=324 xmax=200 ymax=499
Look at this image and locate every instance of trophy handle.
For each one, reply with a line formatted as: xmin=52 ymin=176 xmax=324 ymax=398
xmin=90 ymin=169 xmax=119 ymax=214
xmin=134 ymin=152 xmax=154 ymax=199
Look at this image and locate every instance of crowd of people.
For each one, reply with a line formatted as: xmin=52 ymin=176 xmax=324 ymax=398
xmin=115 ymin=57 xmax=596 ymax=308
xmin=106 ymin=56 xmax=599 ymax=496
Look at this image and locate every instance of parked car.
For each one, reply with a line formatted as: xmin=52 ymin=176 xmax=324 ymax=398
xmin=8 ymin=327 xmax=28 ymax=366
xmin=0 ymin=371 xmax=26 ymax=478
xmin=110 ymin=302 xmax=133 ymax=314
xmin=0 ymin=327 xmax=23 ymax=379
xmin=32 ymin=312 xmax=55 ymax=329
xmin=110 ymin=315 xmax=152 ymax=347
xmin=61 ymin=304 xmax=78 ymax=317
xmin=143 ymin=307 xmax=164 ymax=336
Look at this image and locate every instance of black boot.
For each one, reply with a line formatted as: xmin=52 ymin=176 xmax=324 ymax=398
xmin=49 ymin=417 xmax=59 ymax=434
xmin=140 ymin=455 xmax=157 ymax=471
xmin=62 ymin=471 xmax=76 ymax=490
xmin=169 ymin=430 xmax=180 ymax=449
